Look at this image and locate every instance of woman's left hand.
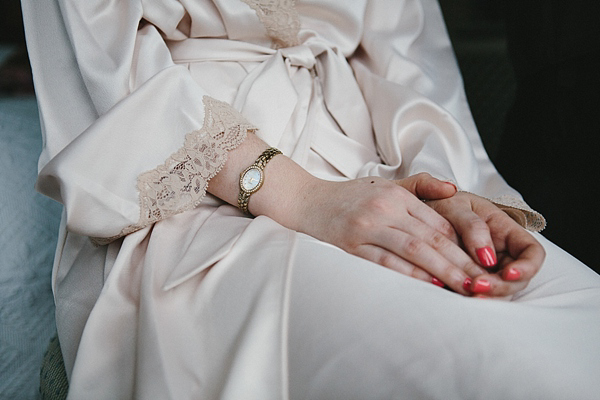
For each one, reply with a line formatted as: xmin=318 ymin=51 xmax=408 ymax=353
xmin=424 ymin=192 xmax=546 ymax=297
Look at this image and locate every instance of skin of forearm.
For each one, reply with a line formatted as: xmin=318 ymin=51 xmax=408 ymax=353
xmin=207 ymin=133 xmax=317 ymax=230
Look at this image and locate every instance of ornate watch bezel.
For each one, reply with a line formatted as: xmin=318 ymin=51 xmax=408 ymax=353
xmin=239 ymin=165 xmax=264 ymax=194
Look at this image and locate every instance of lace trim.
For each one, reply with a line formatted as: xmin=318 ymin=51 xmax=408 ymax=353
xmin=241 ymin=0 xmax=301 ymax=49
xmin=92 ymin=96 xmax=256 ymax=245
xmin=488 ymin=195 xmax=546 ymax=233
xmin=456 ymin=190 xmax=546 ymax=233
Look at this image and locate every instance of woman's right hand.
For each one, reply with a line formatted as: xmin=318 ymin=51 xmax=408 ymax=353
xmin=291 ymin=174 xmax=488 ymax=296
xmin=425 ymin=192 xmax=546 ymax=297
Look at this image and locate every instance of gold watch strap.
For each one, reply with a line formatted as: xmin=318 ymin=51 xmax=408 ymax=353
xmin=238 ymin=147 xmax=282 ymax=215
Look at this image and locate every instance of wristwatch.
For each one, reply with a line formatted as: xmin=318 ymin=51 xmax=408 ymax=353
xmin=238 ymin=147 xmax=282 ymax=215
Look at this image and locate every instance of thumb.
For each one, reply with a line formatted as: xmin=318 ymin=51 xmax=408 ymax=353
xmin=395 ymin=173 xmax=457 ymax=200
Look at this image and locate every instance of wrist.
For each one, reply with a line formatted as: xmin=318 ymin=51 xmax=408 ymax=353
xmin=248 ymin=155 xmax=322 ymax=231
xmin=207 ymin=132 xmax=324 ymax=232
xmin=279 ymin=175 xmax=330 ymax=236
xmin=237 ymin=147 xmax=283 ymax=215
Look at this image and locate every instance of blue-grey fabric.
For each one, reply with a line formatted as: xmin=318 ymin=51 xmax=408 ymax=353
xmin=0 ymin=94 xmax=62 ymax=399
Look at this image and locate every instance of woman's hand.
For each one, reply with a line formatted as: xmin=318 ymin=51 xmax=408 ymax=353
xmin=211 ymin=135 xmax=538 ymax=297
xmin=425 ymin=192 xmax=546 ymax=297
xmin=292 ymin=174 xmax=489 ymax=295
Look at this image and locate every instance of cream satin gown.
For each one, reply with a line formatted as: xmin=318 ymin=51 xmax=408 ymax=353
xmin=22 ymin=0 xmax=600 ymax=398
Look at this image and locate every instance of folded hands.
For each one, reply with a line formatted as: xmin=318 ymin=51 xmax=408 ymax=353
xmin=295 ymin=173 xmax=545 ymax=298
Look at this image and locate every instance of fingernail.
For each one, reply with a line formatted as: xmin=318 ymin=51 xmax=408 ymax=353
xmin=476 ymin=247 xmax=497 ymax=267
xmin=463 ymin=277 xmax=472 ymax=291
xmin=504 ymin=267 xmax=521 ymax=281
xmin=444 ymin=181 xmax=457 ymax=191
xmin=431 ymin=277 xmax=445 ymax=287
xmin=473 ymin=279 xmax=491 ymax=294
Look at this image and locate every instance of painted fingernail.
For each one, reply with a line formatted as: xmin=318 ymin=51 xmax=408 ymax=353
xmin=476 ymin=247 xmax=497 ymax=268
xmin=432 ymin=277 xmax=445 ymax=287
xmin=504 ymin=267 xmax=521 ymax=281
xmin=463 ymin=277 xmax=473 ymax=291
xmin=473 ymin=279 xmax=491 ymax=294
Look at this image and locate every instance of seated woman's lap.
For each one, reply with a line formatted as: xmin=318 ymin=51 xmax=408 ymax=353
xmin=69 ymin=206 xmax=600 ymax=398
xmin=168 ymin=212 xmax=600 ymax=399
xmin=279 ymin=230 xmax=600 ymax=399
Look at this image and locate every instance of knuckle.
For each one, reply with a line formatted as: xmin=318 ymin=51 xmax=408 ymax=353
xmin=366 ymin=196 xmax=390 ymax=213
xmin=408 ymin=265 xmax=423 ymax=279
xmin=348 ymin=214 xmax=372 ymax=231
xmin=467 ymin=217 xmax=490 ymax=235
xmin=487 ymin=209 xmax=511 ymax=226
xmin=429 ymin=231 xmax=448 ymax=249
xmin=377 ymin=252 xmax=397 ymax=268
xmin=441 ymin=263 xmax=455 ymax=278
xmin=437 ymin=221 xmax=455 ymax=238
xmin=403 ymin=237 xmax=424 ymax=257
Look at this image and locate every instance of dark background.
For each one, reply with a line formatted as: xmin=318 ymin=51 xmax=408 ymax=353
xmin=0 ymin=1 xmax=33 ymax=95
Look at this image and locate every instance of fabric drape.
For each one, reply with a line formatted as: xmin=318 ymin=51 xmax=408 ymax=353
xmin=21 ymin=0 xmax=600 ymax=398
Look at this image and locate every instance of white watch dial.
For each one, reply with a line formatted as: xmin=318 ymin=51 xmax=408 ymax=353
xmin=241 ymin=167 xmax=262 ymax=192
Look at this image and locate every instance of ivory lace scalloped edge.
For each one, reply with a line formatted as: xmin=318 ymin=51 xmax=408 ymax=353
xmin=487 ymin=194 xmax=546 ymax=233
xmin=92 ymin=96 xmax=256 ymax=246
xmin=457 ymin=190 xmax=546 ymax=233
xmin=241 ymin=0 xmax=301 ymax=49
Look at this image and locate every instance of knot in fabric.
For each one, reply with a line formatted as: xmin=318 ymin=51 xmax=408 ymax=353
xmin=280 ymin=45 xmax=317 ymax=69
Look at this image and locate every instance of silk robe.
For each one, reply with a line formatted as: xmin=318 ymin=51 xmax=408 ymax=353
xmin=22 ymin=0 xmax=600 ymax=398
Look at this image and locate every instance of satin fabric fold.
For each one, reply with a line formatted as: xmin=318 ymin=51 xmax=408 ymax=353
xmin=21 ymin=1 xmax=600 ymax=398
xmin=169 ymin=36 xmax=381 ymax=179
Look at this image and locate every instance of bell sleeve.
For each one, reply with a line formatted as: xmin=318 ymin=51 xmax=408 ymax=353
xmin=21 ymin=0 xmax=255 ymax=243
xmin=350 ymin=0 xmax=544 ymax=231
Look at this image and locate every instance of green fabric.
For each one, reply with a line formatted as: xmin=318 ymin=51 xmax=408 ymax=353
xmin=40 ymin=335 xmax=69 ymax=400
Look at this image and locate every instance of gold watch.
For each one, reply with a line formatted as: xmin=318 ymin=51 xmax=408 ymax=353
xmin=238 ymin=147 xmax=282 ymax=215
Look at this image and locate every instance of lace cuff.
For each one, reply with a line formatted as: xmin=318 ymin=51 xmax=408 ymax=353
xmin=92 ymin=96 xmax=256 ymax=245
xmin=487 ymin=195 xmax=546 ymax=233
xmin=457 ymin=190 xmax=546 ymax=233
xmin=241 ymin=0 xmax=301 ymax=49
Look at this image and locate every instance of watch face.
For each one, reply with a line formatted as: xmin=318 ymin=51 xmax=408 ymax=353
xmin=241 ymin=167 xmax=262 ymax=192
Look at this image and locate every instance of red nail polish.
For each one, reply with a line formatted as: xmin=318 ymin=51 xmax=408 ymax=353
xmin=476 ymin=247 xmax=497 ymax=267
xmin=504 ymin=267 xmax=521 ymax=281
xmin=473 ymin=279 xmax=491 ymax=294
xmin=432 ymin=277 xmax=445 ymax=287
xmin=463 ymin=277 xmax=472 ymax=291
